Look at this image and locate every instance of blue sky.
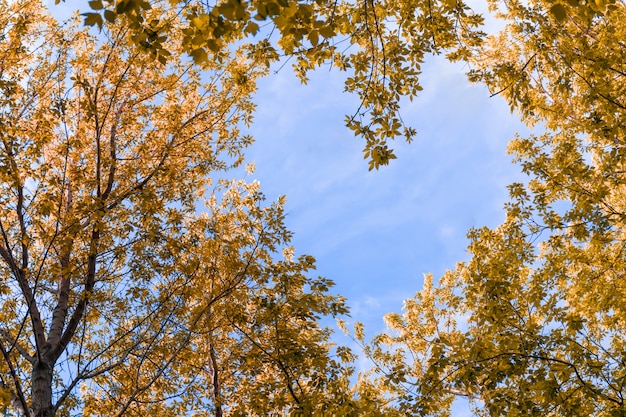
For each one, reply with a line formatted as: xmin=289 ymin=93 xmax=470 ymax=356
xmin=242 ymin=55 xmax=530 ymax=414
xmin=244 ymin=55 xmax=528 ymax=335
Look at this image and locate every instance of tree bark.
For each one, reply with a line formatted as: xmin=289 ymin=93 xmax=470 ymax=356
xmin=31 ymin=356 xmax=54 ymax=417
xmin=208 ymin=342 xmax=222 ymax=417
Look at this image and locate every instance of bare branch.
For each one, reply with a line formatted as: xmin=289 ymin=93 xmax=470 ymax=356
xmin=0 ymin=329 xmax=33 ymax=363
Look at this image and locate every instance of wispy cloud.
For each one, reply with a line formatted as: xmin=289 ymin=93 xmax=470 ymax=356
xmin=244 ymin=55 xmax=527 ymax=318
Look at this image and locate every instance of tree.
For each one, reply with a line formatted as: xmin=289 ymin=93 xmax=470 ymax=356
xmin=27 ymin=0 xmax=626 ymax=414
xmin=0 ymin=2 xmax=357 ymax=415
xmin=78 ymin=0 xmax=485 ymax=170
xmin=360 ymin=0 xmax=626 ymax=415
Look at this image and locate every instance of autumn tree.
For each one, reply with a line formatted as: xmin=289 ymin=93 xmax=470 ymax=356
xmin=78 ymin=0 xmax=485 ymax=170
xmin=359 ymin=0 xmax=626 ymax=415
xmin=52 ymin=0 xmax=626 ymax=414
xmin=0 ymin=2 xmax=359 ymax=416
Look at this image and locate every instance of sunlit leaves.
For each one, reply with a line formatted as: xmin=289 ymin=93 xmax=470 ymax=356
xmin=361 ymin=0 xmax=626 ymax=414
xmin=42 ymin=0 xmax=626 ymax=414
xmin=0 ymin=2 xmax=355 ymax=415
xmin=79 ymin=0 xmax=485 ymax=168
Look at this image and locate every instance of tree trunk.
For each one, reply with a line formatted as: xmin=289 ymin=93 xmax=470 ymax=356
xmin=31 ymin=357 xmax=54 ymax=417
xmin=208 ymin=342 xmax=222 ymax=417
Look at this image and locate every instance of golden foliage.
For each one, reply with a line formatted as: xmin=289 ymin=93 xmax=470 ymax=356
xmin=0 ymin=2 xmax=355 ymax=416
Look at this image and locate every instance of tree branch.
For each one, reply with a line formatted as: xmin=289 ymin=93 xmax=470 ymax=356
xmin=0 ymin=340 xmax=29 ymax=416
xmin=53 ymin=227 xmax=100 ymax=361
xmin=0 ymin=329 xmax=33 ymax=363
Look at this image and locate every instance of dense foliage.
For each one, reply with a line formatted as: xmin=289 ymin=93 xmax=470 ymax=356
xmin=0 ymin=2 xmax=360 ymax=415
xmin=363 ymin=0 xmax=626 ymax=415
xmin=1 ymin=0 xmax=625 ymax=414
xmin=80 ymin=0 xmax=485 ymax=169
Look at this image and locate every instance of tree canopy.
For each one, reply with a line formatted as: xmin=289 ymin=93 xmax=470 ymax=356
xmin=360 ymin=0 xmax=626 ymax=415
xmin=0 ymin=2 xmax=364 ymax=415
xmin=78 ymin=0 xmax=485 ymax=169
xmin=1 ymin=0 xmax=625 ymax=415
